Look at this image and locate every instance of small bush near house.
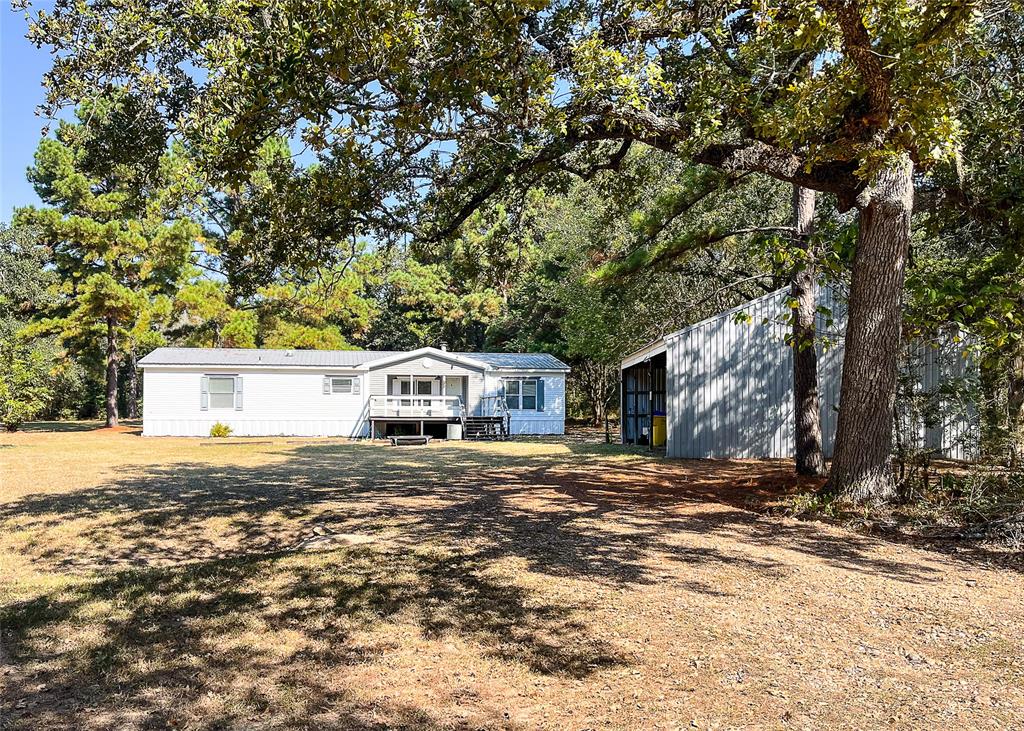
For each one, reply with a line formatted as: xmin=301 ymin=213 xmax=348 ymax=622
xmin=209 ymin=422 xmax=232 ymax=438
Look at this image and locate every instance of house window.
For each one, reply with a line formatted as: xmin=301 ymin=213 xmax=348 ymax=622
xmin=324 ymin=375 xmax=360 ymax=395
xmin=505 ymin=380 xmax=520 ymax=409
xmin=208 ymin=376 xmax=236 ymax=409
xmin=522 ymin=380 xmax=537 ymax=410
xmin=503 ymin=378 xmax=545 ymax=411
xmin=397 ymin=379 xmax=434 ymax=395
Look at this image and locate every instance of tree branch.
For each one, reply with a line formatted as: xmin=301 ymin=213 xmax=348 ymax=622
xmin=823 ymin=0 xmax=892 ymax=131
xmin=693 ymin=141 xmax=862 ymax=209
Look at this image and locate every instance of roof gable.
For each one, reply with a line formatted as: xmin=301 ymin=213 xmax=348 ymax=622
xmin=363 ymin=347 xmax=488 ymax=371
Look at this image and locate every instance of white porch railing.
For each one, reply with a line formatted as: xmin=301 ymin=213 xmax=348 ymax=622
xmin=480 ymin=395 xmax=512 ymax=436
xmin=369 ymin=395 xmax=464 ymax=418
xmin=480 ymin=395 xmax=510 ymax=418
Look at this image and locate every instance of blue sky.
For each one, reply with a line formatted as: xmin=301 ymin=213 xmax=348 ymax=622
xmin=1 ymin=3 xmax=55 ymax=221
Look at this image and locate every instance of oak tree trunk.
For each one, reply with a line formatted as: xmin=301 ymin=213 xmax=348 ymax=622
xmin=824 ymin=156 xmax=914 ymax=503
xmin=105 ymin=316 xmax=120 ymax=428
xmin=791 ymin=184 xmax=826 ymax=476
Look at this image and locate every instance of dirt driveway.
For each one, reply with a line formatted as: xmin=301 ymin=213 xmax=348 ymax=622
xmin=1 ymin=426 xmax=1022 ymax=730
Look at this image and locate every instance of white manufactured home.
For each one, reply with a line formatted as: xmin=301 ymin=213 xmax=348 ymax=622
xmin=138 ymin=346 xmax=569 ymax=438
xmin=621 ymin=286 xmax=976 ymax=460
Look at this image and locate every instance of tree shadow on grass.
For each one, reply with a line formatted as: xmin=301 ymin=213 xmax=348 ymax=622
xmin=0 ymin=441 xmax=960 ymax=583
xmin=1 ymin=439 xmax=1000 ymax=728
xmin=526 ymin=446 xmax=1023 ymax=575
xmin=2 ymin=542 xmax=624 ymax=729
xmin=0 ymin=447 xmax=793 ymax=583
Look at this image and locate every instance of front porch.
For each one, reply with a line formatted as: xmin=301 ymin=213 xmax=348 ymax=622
xmin=368 ymin=386 xmax=509 ymax=441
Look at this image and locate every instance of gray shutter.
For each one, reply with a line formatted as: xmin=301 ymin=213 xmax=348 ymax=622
xmin=323 ymin=376 xmax=331 ymax=394
xmin=352 ymin=378 xmax=361 ymax=395
xmin=234 ymin=376 xmax=243 ymax=410
xmin=200 ymin=376 xmax=209 ymax=410
xmin=536 ymin=378 xmax=545 ymax=412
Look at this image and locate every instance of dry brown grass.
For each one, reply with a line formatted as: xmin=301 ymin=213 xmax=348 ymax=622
xmin=1 ymin=424 xmax=1023 ymax=730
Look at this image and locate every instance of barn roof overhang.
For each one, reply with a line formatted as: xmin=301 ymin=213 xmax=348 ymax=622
xmin=620 ymin=338 xmax=667 ymax=371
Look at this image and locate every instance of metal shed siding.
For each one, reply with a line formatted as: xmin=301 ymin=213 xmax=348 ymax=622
xmin=667 ymin=288 xmax=813 ymax=459
xmin=664 ymin=286 xmax=974 ymax=460
xmin=898 ymin=339 xmax=978 ymax=461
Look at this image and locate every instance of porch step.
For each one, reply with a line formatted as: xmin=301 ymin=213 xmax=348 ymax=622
xmin=463 ymin=416 xmax=509 ymax=441
xmin=390 ymin=435 xmax=432 ymax=446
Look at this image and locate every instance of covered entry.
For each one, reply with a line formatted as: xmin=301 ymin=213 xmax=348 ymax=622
xmin=621 ymin=342 xmax=667 ymax=446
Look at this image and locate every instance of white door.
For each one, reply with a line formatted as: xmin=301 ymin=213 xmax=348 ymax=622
xmin=445 ymin=376 xmax=464 ymax=400
xmin=445 ymin=377 xmax=464 ymax=414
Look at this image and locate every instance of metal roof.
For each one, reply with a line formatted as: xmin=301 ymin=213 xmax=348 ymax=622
xmin=138 ymin=347 xmax=568 ymax=371
xmin=453 ymin=352 xmax=569 ymax=371
xmin=619 ymin=338 xmax=668 ymax=370
xmin=619 ymin=288 xmax=794 ymax=371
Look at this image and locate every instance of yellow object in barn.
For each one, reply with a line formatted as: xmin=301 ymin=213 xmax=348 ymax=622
xmin=652 ymin=415 xmax=666 ymax=447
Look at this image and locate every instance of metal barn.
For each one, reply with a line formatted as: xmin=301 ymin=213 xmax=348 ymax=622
xmin=620 ymin=286 xmax=975 ymax=460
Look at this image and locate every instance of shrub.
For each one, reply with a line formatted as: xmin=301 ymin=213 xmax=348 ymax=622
xmin=0 ymin=340 xmax=54 ymax=431
xmin=209 ymin=422 xmax=232 ymax=438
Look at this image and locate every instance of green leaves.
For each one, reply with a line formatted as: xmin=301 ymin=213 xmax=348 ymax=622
xmin=13 ymin=105 xmax=199 ymax=413
xmin=75 ymin=274 xmax=147 ymax=322
xmin=22 ymin=0 xmax=988 ymax=257
xmin=0 ymin=339 xmax=56 ymax=431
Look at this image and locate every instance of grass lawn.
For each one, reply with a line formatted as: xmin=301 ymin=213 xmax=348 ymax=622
xmin=1 ymin=425 xmax=1022 ymax=730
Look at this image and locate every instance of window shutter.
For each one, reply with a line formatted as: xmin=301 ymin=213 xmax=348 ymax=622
xmin=200 ymin=376 xmax=209 ymax=410
xmin=323 ymin=376 xmax=331 ymax=394
xmin=234 ymin=376 xmax=243 ymax=410
xmin=536 ymin=378 xmax=545 ymax=412
xmin=353 ymin=378 xmax=361 ymax=395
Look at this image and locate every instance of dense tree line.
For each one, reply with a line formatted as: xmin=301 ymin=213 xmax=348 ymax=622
xmin=1 ymin=119 xmax=784 ymax=429
xmin=3 ymin=0 xmax=1021 ymax=505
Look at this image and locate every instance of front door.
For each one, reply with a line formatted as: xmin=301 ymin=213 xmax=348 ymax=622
xmin=444 ymin=376 xmax=464 ymax=400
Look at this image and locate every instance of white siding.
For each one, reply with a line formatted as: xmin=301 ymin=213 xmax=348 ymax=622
xmin=142 ymin=367 xmax=369 ymax=437
xmin=663 ymin=286 xmax=975 ymax=460
xmin=144 ymin=361 xmax=569 ymax=438
xmin=367 ymin=354 xmax=486 ymax=415
xmin=483 ymin=372 xmax=566 ymax=435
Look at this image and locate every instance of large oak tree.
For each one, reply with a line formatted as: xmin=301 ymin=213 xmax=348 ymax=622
xmin=26 ymin=0 xmax=988 ymax=499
